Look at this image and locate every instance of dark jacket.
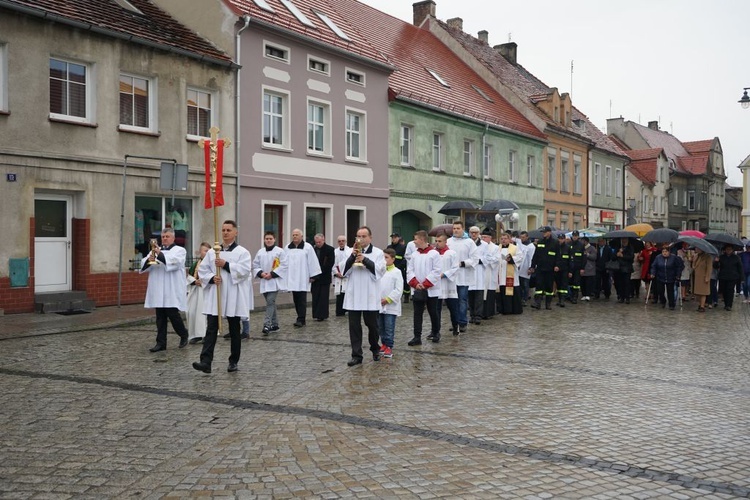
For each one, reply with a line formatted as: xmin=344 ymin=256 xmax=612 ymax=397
xmin=313 ymin=243 xmax=335 ymax=285
xmin=614 ymin=243 xmax=635 ymax=274
xmin=740 ymin=251 xmax=750 ymax=276
xmin=531 ymin=236 xmax=560 ymax=272
xmin=716 ymin=252 xmax=743 ymax=282
xmin=650 ymin=253 xmax=684 ymax=283
xmin=558 ymin=241 xmax=572 ymax=271
xmin=387 ymin=240 xmax=407 ymax=271
xmin=569 ymin=239 xmax=585 ymax=270
xmin=596 ymin=243 xmax=615 ymax=272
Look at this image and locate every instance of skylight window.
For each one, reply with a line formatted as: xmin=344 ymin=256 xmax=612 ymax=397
xmin=472 ymin=84 xmax=493 ymax=102
xmin=114 ymin=0 xmax=143 ymax=15
xmin=279 ymin=0 xmax=316 ymax=28
xmin=314 ymin=10 xmax=351 ymax=41
xmin=252 ymin=0 xmax=274 ymax=13
xmin=426 ymin=69 xmax=450 ymax=88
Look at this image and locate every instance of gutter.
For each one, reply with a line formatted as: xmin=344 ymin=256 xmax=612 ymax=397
xmin=0 ymin=1 xmax=238 ymax=69
xmin=481 ymin=123 xmax=489 ymax=205
xmin=235 ymin=15 xmax=251 ymax=240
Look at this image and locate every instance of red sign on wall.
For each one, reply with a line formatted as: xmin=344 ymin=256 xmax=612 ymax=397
xmin=601 ymin=210 xmax=616 ymax=223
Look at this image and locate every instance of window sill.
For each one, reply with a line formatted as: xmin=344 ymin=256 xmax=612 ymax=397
xmin=186 ymin=135 xmax=208 ymax=143
xmin=306 ymin=151 xmax=333 ymax=160
xmin=262 ymin=144 xmax=293 ymax=153
xmin=49 ymin=115 xmax=97 ymax=128
xmin=119 ymin=126 xmax=160 ymax=138
xmin=0 ymin=110 xmax=9 ymax=116
xmin=346 ymin=157 xmax=369 ymax=165
xmin=400 ymin=164 xmax=415 ymax=169
xmin=463 ymin=173 xmax=475 ymax=178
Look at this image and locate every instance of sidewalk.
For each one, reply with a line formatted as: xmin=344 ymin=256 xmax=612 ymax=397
xmin=0 ymin=304 xmax=153 ymax=338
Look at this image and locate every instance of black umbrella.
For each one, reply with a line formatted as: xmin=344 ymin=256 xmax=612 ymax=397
xmin=642 ymin=228 xmax=679 ymax=244
xmin=527 ymin=228 xmax=565 ymax=240
xmin=479 ymin=199 xmax=519 ymax=212
xmin=438 ymin=200 xmax=478 ymax=216
xmin=608 ymin=237 xmax=644 ymax=253
xmin=704 ymin=233 xmax=744 ymax=249
xmin=676 ymin=236 xmax=719 ymax=256
xmin=603 ymin=230 xmax=639 ymax=239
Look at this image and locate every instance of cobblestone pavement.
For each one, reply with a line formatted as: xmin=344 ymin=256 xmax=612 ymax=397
xmin=1 ymin=297 xmax=749 ymax=499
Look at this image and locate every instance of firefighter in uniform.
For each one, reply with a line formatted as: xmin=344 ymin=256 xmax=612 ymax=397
xmin=568 ymin=230 xmax=585 ymax=304
xmin=555 ymin=233 xmax=571 ymax=307
xmin=387 ymin=233 xmax=408 ymax=302
xmin=529 ymin=226 xmax=560 ymax=310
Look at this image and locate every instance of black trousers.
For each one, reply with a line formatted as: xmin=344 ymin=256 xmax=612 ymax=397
xmin=200 ymin=315 xmax=241 ymax=366
xmin=348 ymin=310 xmax=380 ymax=360
xmin=413 ymin=296 xmax=440 ymax=337
xmin=155 ymin=307 xmax=188 ymax=347
xmin=569 ymin=269 xmax=582 ymax=294
xmin=468 ymin=290 xmax=484 ymax=321
xmin=581 ymin=275 xmax=595 ymax=297
xmin=534 ymin=270 xmax=555 ymax=297
xmin=311 ymin=281 xmax=330 ymax=320
xmin=292 ymin=291 xmax=307 ymax=323
xmin=654 ymin=280 xmax=676 ymax=308
xmin=554 ymin=269 xmax=569 ymax=295
xmin=596 ymin=271 xmax=611 ymax=298
xmin=614 ymin=272 xmax=631 ymax=300
xmin=335 ymin=293 xmax=346 ymax=316
xmin=719 ymin=279 xmax=737 ymax=308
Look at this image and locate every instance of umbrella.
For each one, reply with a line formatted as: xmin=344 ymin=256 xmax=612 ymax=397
xmin=624 ymin=223 xmax=654 ymax=237
xmin=438 ymin=200 xmax=477 ymax=216
xmin=679 ymin=230 xmax=705 ymax=238
xmin=479 ymin=199 xmax=519 ymax=212
xmin=704 ymin=233 xmax=744 ymax=249
xmin=527 ymin=228 xmax=565 ymax=240
xmin=608 ymin=237 xmax=644 ymax=253
xmin=603 ymin=230 xmax=639 ymax=239
xmin=428 ymin=223 xmax=454 ymax=237
xmin=676 ymin=236 xmax=718 ymax=256
xmin=567 ymin=226 xmax=608 ymax=239
xmin=642 ymin=227 xmax=679 ymax=244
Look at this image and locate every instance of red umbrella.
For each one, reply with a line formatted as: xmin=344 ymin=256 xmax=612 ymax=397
xmin=679 ymin=230 xmax=705 ymax=238
xmin=428 ymin=224 xmax=454 ymax=237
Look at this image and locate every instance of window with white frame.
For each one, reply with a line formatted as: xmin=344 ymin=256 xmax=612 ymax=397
xmin=560 ymin=154 xmax=569 ymax=192
xmin=464 ymin=140 xmax=474 ymax=176
xmin=615 ymin=167 xmax=622 ymax=198
xmin=0 ymin=44 xmax=7 ymax=112
xmin=604 ymin=165 xmax=612 ymax=196
xmin=547 ymin=149 xmax=557 ymax=190
xmin=307 ymin=99 xmax=330 ymax=155
xmin=400 ymin=125 xmax=413 ymax=166
xmin=688 ymin=190 xmax=695 ymax=211
xmin=49 ymin=57 xmax=92 ymax=122
xmin=263 ymin=87 xmax=289 ymax=148
xmin=308 ymin=55 xmax=330 ymax=76
xmin=527 ymin=155 xmax=535 ymax=186
xmin=345 ymin=109 xmax=365 ymax=160
xmin=683 ymin=190 xmax=687 ymax=207
xmin=681 ymin=220 xmax=687 ymax=231
xmin=573 ymin=155 xmax=582 ymax=194
xmin=264 ymin=41 xmax=290 ymax=63
xmin=119 ymin=73 xmax=153 ymax=131
xmin=673 ymin=188 xmax=678 ymax=205
xmin=594 ymin=163 xmax=602 ymax=195
xmin=483 ymin=144 xmax=492 ymax=179
xmin=432 ymin=133 xmax=443 ymax=171
xmin=642 ymin=192 xmax=649 ymax=214
xmin=508 ymin=150 xmax=517 ymax=182
xmin=187 ymin=87 xmax=213 ymax=138
xmin=346 ymin=68 xmax=365 ymax=86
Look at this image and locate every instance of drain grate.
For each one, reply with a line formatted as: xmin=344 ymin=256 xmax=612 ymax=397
xmin=56 ymin=310 xmax=91 ymax=316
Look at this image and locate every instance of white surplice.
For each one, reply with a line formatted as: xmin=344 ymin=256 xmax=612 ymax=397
xmin=333 ymin=245 xmax=352 ymax=295
xmin=469 ymin=240 xmax=489 ymax=291
xmin=343 ymin=244 xmax=385 ymax=311
xmin=482 ymin=242 xmax=500 ymax=290
xmin=516 ymin=240 xmax=535 ymax=279
xmin=284 ymin=242 xmax=322 ymax=292
xmin=186 ymin=260 xmax=206 ymax=338
xmin=447 ymin=236 xmax=477 ymax=286
xmin=199 ymin=243 xmax=253 ymax=318
xmin=407 ymin=247 xmax=442 ymax=298
xmin=140 ymin=244 xmax=187 ymax=310
xmin=435 ymin=247 xmax=459 ymax=299
xmin=499 ymin=243 xmax=522 ymax=287
xmin=379 ymin=266 xmax=404 ymax=316
xmin=252 ymin=245 xmax=288 ymax=294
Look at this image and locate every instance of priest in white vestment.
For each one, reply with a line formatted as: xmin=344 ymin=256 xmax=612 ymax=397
xmin=186 ymin=242 xmax=212 ymax=344
xmin=498 ymin=232 xmax=524 ymax=315
xmin=284 ymin=229 xmax=322 ymax=327
xmin=252 ymin=231 xmax=287 ymax=335
xmin=333 ymin=235 xmax=352 ymax=316
xmin=192 ymin=220 xmax=252 ymax=374
xmin=140 ymin=227 xmax=189 ymax=352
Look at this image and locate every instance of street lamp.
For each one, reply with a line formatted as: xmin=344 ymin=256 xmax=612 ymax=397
xmin=739 ymin=87 xmax=750 ymax=109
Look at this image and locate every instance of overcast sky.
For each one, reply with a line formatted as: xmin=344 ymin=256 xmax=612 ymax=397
xmin=361 ymin=0 xmax=749 ymax=186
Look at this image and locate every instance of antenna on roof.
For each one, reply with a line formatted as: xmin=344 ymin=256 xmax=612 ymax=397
xmin=670 ymin=121 xmax=673 ymax=135
xmin=570 ymin=60 xmax=574 ymax=100
xmin=508 ymin=32 xmax=512 ymax=42
xmin=609 ymin=99 xmax=612 ymax=118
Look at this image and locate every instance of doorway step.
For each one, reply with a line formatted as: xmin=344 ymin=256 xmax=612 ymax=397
xmin=34 ymin=291 xmax=95 ymax=314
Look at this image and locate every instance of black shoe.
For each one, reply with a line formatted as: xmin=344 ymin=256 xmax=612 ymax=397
xmin=179 ymin=336 xmax=189 ymax=348
xmin=426 ymin=333 xmax=435 ymax=340
xmin=725 ymin=306 xmax=732 ymax=311
xmin=262 ymin=326 xmax=270 ymax=336
xmin=557 ymin=302 xmax=565 ymax=308
xmin=530 ymin=302 xmax=540 ymax=309
xmin=227 ymin=362 xmax=238 ymax=372
xmin=431 ymin=335 xmax=441 ymax=343
xmin=293 ymin=321 xmax=305 ymax=328
xmin=315 ymin=318 xmax=326 ymax=322
xmin=669 ymin=306 xmax=675 ymax=310
xmin=373 ymin=352 xmax=381 ymax=361
xmin=347 ymin=358 xmax=362 ymax=366
xmin=240 ymin=333 xmax=249 ymax=340
xmin=270 ymin=325 xmax=280 ymax=332
xmin=149 ymin=345 xmax=166 ymax=352
xmin=188 ymin=337 xmax=202 ymax=344
xmin=452 ymin=325 xmax=460 ymax=336
xmin=625 ymin=299 xmax=630 ymax=304
xmin=407 ymin=337 xmax=422 ymax=346
xmin=223 ymin=332 xmax=231 ymax=339
xmin=459 ymin=325 xmax=467 ymax=333
xmin=192 ymin=361 xmax=211 ymax=373
xmin=474 ymin=320 xmax=481 ymax=325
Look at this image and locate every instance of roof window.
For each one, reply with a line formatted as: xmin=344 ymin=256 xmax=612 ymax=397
xmin=472 ymin=84 xmax=493 ymax=102
xmin=426 ymin=69 xmax=450 ymax=88
xmin=252 ymin=0 xmax=274 ymax=13
xmin=279 ymin=0 xmax=316 ymax=28
xmin=114 ymin=0 xmax=143 ymax=15
xmin=314 ymin=10 xmax=351 ymax=41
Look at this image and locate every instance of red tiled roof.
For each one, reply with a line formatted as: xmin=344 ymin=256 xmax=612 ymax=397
xmin=4 ymin=0 xmax=233 ymax=65
xmin=223 ymin=0 xmax=390 ymax=67
xmin=571 ymin=107 xmax=626 ymax=157
xmin=630 ymin=122 xmax=689 ymax=163
xmin=628 ymin=159 xmax=657 ymax=186
xmin=327 ymin=0 xmax=545 ymax=140
xmin=682 ymin=140 xmax=713 ymax=155
xmin=624 ymin=148 xmax=663 ymax=161
xmin=677 ymin=155 xmax=708 ymax=175
xmin=607 ymin=134 xmax=630 ymax=152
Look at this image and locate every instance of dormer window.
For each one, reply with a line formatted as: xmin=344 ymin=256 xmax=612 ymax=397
xmin=346 ymin=68 xmax=365 ymax=86
xmin=315 ymin=10 xmax=351 ymax=41
xmin=426 ymin=69 xmax=450 ymax=88
xmin=252 ymin=0 xmax=274 ymax=13
xmin=472 ymin=84 xmax=493 ymax=102
xmin=280 ymin=0 xmax=316 ymax=28
xmin=114 ymin=0 xmax=143 ymax=15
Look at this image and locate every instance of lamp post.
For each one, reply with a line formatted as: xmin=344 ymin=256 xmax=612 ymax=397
xmin=495 ymin=210 xmax=519 ymax=233
xmin=739 ymin=88 xmax=750 ymax=109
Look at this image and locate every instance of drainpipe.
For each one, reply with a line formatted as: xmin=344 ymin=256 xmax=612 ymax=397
xmin=481 ymin=123 xmax=489 ymax=205
xmin=235 ymin=15 xmax=251 ymax=242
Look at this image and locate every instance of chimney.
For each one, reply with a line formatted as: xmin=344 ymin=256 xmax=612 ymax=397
xmin=494 ymin=42 xmax=517 ymax=65
xmin=477 ymin=30 xmax=488 ymax=43
xmin=446 ymin=17 xmax=463 ymax=31
xmin=648 ymin=120 xmax=659 ymax=131
xmin=412 ymin=0 xmax=435 ymax=26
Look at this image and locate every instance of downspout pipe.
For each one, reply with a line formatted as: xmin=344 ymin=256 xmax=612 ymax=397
xmin=235 ymin=15 xmax=251 ymax=242
xmin=481 ymin=123 xmax=489 ymax=205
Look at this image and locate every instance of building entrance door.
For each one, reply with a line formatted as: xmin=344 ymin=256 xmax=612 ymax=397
xmin=34 ymin=195 xmax=72 ymax=292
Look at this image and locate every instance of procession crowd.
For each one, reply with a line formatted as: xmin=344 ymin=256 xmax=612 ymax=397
xmin=138 ymin=221 xmax=748 ymax=372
